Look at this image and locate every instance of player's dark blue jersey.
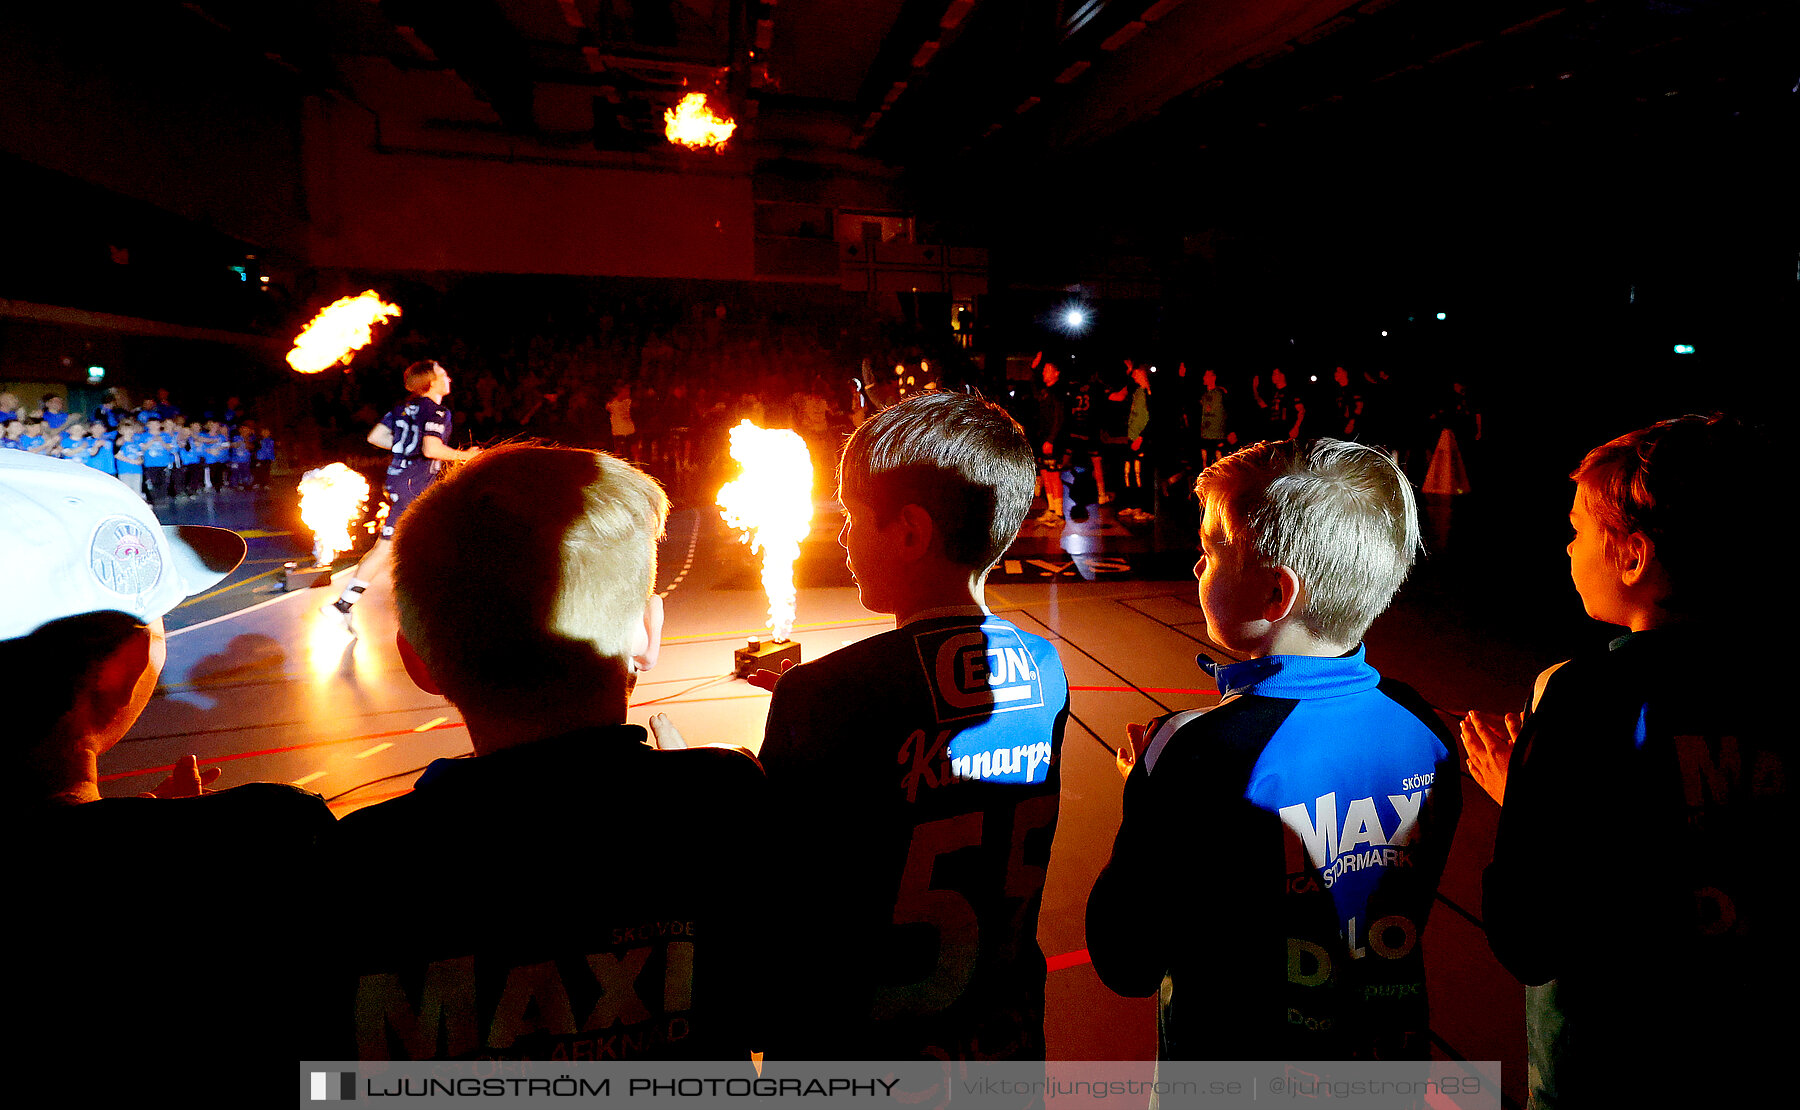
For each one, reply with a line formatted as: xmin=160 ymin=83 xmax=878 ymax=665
xmin=382 ymin=396 xmax=451 ymax=490
xmin=760 ymin=612 xmax=1069 ymax=1061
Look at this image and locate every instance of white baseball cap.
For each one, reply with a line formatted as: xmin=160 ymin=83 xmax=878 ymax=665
xmin=0 ymin=451 xmax=247 ymax=641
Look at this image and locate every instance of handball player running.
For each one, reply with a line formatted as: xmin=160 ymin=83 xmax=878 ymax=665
xmin=326 ymin=360 xmax=478 ymax=633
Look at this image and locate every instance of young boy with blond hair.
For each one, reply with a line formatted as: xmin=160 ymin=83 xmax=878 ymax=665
xmin=1088 ymin=438 xmax=1461 ymax=1061
xmin=1463 ymin=414 xmax=1780 ymax=1108
xmin=328 ymin=445 xmax=769 ymax=1061
xmin=758 ymin=390 xmax=1069 ymax=1060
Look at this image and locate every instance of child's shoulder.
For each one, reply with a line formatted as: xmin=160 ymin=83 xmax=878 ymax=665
xmin=776 ymin=624 xmax=912 ymax=689
xmin=776 ymin=614 xmax=1064 ymax=702
xmin=1531 ymin=631 xmax=1681 ymax=725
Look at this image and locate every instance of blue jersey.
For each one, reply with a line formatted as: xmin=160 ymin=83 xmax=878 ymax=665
xmin=381 ymin=395 xmax=451 ymax=492
xmin=255 ymin=434 xmax=276 ymax=461
xmin=114 ymin=434 xmax=144 ymax=474
xmin=84 ymin=433 xmax=117 ymax=474
xmin=141 ymin=434 xmax=174 ymax=468
xmin=760 ymin=611 xmax=1069 ymax=1060
xmin=1088 ymin=648 xmax=1461 ymax=1061
xmin=202 ymin=434 xmax=230 ymax=464
xmin=230 ymin=439 xmax=252 ymax=463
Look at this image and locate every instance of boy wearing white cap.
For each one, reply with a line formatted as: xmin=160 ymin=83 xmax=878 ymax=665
xmin=3 ymin=450 xmax=336 ymax=1103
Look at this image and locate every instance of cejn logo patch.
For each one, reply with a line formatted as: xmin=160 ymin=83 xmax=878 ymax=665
xmin=914 ymin=623 xmax=1045 ymax=725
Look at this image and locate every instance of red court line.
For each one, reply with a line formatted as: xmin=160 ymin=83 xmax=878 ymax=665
xmin=99 ymin=720 xmax=467 ymax=782
xmin=1070 ymin=686 xmax=1212 ymax=694
xmin=1046 ymin=948 xmax=1092 ymax=972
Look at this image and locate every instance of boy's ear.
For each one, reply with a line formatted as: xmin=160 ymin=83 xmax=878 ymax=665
xmin=630 ymin=593 xmax=665 ymax=674
xmin=1264 ymin=565 xmax=1304 ymax=624
xmin=893 ymin=503 xmax=936 ymax=561
xmin=1618 ymin=532 xmax=1655 ymax=586
xmin=395 ymin=631 xmax=442 ymax=695
xmin=84 ymin=628 xmax=155 ymax=737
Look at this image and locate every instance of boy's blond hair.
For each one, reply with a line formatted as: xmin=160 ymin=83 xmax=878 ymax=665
xmin=837 ymin=390 xmax=1035 ymax=571
xmin=393 ymin=445 xmax=668 ymax=709
xmin=1198 ymin=438 xmax=1420 ymax=645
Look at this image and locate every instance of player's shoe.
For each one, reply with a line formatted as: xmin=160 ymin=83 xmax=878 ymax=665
xmin=1034 ymin=510 xmax=1064 ymax=527
xmin=1098 ymin=491 xmax=1116 ymax=505
xmin=321 ymin=598 xmax=358 ymax=636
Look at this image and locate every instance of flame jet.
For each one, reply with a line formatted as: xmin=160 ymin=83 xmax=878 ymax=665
xmin=297 ymin=463 xmax=372 ymax=567
xmin=716 ymin=421 xmax=814 ymax=641
xmin=287 ymin=291 xmax=401 ymax=373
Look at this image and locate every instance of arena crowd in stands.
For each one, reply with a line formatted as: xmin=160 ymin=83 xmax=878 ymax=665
xmin=4 ymin=284 xmax=1479 ymax=523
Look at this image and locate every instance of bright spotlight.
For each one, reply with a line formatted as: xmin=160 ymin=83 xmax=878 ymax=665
xmin=1436 ymin=312 xmax=1447 ymax=321
xmin=1063 ymin=308 xmax=1087 ymax=330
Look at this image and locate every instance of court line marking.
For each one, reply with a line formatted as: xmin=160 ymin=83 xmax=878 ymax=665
xmin=168 ymin=567 xmax=350 ymax=638
xmin=657 ymin=509 xmax=703 ymax=599
xmin=100 ymin=718 xmax=466 ymax=782
xmin=176 ymin=567 xmax=287 ymax=608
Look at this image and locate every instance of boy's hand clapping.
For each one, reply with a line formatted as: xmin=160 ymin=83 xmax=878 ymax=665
xmin=1460 ymin=710 xmax=1521 ymax=805
xmin=648 ymin=713 xmax=688 ymax=750
xmin=746 ymin=658 xmax=796 ymax=693
xmin=1115 ymin=722 xmax=1148 ymax=781
xmin=140 ymin=754 xmax=223 ymax=798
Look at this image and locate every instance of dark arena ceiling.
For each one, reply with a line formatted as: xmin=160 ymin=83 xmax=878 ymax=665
xmin=1 ymin=0 xmax=1793 ymax=362
xmin=54 ymin=1 xmax=1791 ymax=215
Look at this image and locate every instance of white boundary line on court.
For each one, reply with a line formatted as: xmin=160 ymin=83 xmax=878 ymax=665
xmin=168 ymin=567 xmax=350 ymax=638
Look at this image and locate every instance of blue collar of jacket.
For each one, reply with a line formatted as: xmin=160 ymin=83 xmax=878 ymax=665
xmin=1197 ymin=645 xmax=1377 ymax=700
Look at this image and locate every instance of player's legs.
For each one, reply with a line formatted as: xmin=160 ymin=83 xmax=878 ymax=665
xmin=1063 ymin=436 xmax=1097 ymax=522
xmin=333 ymin=538 xmax=391 ymax=609
xmin=326 ymin=481 xmax=416 ymax=630
xmin=1035 ymin=447 xmax=1064 ymax=524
